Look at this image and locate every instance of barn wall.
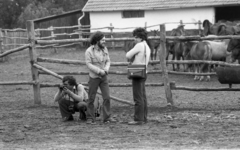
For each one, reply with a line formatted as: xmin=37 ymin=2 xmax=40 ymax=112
xmin=34 ymin=11 xmax=90 ymax=40
xmin=89 ymin=7 xmax=214 ymax=32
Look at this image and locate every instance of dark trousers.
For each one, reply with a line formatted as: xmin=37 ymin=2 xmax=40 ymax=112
xmin=58 ymin=98 xmax=87 ymax=119
xmin=86 ymin=76 xmax=111 ymax=121
xmin=132 ymin=77 xmax=148 ymax=122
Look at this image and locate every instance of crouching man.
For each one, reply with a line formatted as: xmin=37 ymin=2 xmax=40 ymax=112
xmin=54 ymin=76 xmax=89 ymax=122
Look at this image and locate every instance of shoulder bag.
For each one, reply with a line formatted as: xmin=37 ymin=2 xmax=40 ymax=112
xmin=127 ymin=44 xmax=147 ymax=79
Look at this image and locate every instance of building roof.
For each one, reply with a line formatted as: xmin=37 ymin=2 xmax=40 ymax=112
xmin=82 ymin=0 xmax=240 ymax=12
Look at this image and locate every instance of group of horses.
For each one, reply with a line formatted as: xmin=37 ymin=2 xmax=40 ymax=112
xmin=124 ymin=20 xmax=240 ymax=81
xmin=183 ymin=19 xmax=240 ymax=81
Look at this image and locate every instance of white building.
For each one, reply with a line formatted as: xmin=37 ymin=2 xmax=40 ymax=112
xmin=82 ymin=0 xmax=240 ymax=32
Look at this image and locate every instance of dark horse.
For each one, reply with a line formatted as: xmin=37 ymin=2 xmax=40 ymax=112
xmin=170 ymin=25 xmax=187 ymax=71
xmin=227 ymin=37 xmax=240 ymax=64
xmin=202 ymin=19 xmax=240 ymax=36
xmin=203 ymin=19 xmax=240 ymax=64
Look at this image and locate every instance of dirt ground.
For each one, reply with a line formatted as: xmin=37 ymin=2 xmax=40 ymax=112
xmin=1 ymin=47 xmax=240 ymax=150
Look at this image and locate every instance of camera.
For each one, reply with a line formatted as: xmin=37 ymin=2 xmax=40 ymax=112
xmin=68 ymin=105 xmax=75 ymax=114
xmin=59 ymin=85 xmax=65 ymax=90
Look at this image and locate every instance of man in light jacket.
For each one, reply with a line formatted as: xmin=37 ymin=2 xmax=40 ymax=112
xmin=85 ymin=31 xmax=116 ymax=124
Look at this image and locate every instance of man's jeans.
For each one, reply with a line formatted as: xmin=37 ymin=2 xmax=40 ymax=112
xmin=86 ymin=75 xmax=111 ymax=121
xmin=132 ymin=77 xmax=148 ymax=122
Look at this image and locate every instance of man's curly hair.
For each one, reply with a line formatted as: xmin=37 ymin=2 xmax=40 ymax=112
xmin=62 ymin=76 xmax=77 ymax=87
xmin=89 ymin=31 xmax=104 ymax=45
xmin=132 ymin=27 xmax=148 ymax=41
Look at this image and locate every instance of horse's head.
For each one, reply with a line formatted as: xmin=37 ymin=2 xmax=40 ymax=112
xmin=217 ymin=23 xmax=236 ymax=35
xmin=202 ymin=19 xmax=213 ymax=36
xmin=227 ymin=38 xmax=240 ymax=63
xmin=124 ymin=40 xmax=136 ymax=62
xmin=150 ymin=29 xmax=159 ymax=36
xmin=170 ymin=25 xmax=185 ymax=36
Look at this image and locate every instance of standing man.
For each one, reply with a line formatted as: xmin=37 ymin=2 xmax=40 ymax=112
xmin=85 ymin=31 xmax=116 ymax=124
xmin=126 ymin=27 xmax=151 ymax=125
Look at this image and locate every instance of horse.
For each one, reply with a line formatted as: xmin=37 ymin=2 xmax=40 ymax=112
xmin=202 ymin=19 xmax=240 ymax=36
xmin=186 ymin=41 xmax=212 ymax=81
xmin=124 ymin=40 xmax=136 ymax=62
xmin=169 ymin=25 xmax=187 ymax=71
xmin=227 ymin=37 xmax=240 ymax=64
xmin=184 ymin=38 xmax=231 ymax=81
xmin=148 ymin=29 xmax=167 ymax=61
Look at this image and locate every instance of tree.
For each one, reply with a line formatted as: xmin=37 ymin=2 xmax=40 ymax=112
xmin=0 ymin=0 xmax=30 ymax=28
xmin=0 ymin=0 xmax=88 ymax=28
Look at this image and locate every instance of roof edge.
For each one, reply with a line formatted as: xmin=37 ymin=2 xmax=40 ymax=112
xmin=82 ymin=3 xmax=240 ymax=12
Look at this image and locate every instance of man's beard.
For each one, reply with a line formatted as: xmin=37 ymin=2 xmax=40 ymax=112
xmin=98 ymin=42 xmax=105 ymax=49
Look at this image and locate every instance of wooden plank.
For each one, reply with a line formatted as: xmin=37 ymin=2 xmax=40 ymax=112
xmin=0 ymin=81 xmax=34 ymax=85
xmin=0 ymin=45 xmax=29 ymax=58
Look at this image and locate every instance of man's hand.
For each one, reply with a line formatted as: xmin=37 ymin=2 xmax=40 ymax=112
xmin=104 ymin=69 xmax=108 ymax=75
xmin=99 ymin=70 xmax=106 ymax=76
xmin=62 ymin=87 xmax=71 ymax=95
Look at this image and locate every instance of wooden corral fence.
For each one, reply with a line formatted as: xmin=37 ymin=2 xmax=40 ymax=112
xmin=0 ymin=20 xmax=201 ymax=60
xmin=1 ymin=21 xmax=240 ymax=106
xmin=0 ymin=28 xmax=28 ymax=62
xmin=0 ymin=28 xmax=28 ymax=50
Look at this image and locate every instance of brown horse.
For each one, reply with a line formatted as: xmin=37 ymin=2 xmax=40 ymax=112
xmin=202 ymin=19 xmax=240 ymax=36
xmin=227 ymin=37 xmax=240 ymax=64
xmin=185 ymin=41 xmax=212 ymax=81
xmin=184 ymin=38 xmax=231 ymax=81
xmin=124 ymin=40 xmax=136 ymax=62
xmin=170 ymin=25 xmax=187 ymax=71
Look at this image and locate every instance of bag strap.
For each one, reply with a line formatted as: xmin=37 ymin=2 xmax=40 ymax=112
xmin=144 ymin=42 xmax=146 ymax=66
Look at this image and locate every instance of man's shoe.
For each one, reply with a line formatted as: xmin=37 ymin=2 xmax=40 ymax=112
xmin=103 ymin=117 xmax=117 ymax=123
xmin=62 ymin=116 xmax=74 ymax=122
xmin=128 ymin=121 xmax=144 ymax=125
xmin=86 ymin=119 xmax=96 ymax=125
xmin=79 ymin=111 xmax=87 ymax=121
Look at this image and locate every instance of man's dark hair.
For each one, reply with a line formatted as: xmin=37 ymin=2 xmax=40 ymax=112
xmin=132 ymin=27 xmax=148 ymax=41
xmin=89 ymin=31 xmax=104 ymax=45
xmin=62 ymin=76 xmax=77 ymax=87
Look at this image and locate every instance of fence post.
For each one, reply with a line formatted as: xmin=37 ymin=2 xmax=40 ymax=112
xmin=180 ymin=20 xmax=183 ymax=26
xmin=4 ymin=30 xmax=8 ymax=50
xmin=50 ymin=26 xmax=57 ymax=53
xmin=159 ymin=24 xmax=173 ymax=105
xmin=109 ymin=23 xmax=115 ymax=50
xmin=198 ymin=20 xmax=202 ymax=35
xmin=78 ymin=25 xmax=83 ymax=48
xmin=0 ymin=29 xmax=4 ymax=62
xmin=27 ymin=20 xmax=41 ymax=105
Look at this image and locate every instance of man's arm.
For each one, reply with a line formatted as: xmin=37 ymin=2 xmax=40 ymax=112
xmin=63 ymin=84 xmax=86 ymax=103
xmin=54 ymin=89 xmax=64 ymax=102
xmin=103 ymin=48 xmax=111 ymax=73
xmin=126 ymin=43 xmax=141 ymax=60
xmin=85 ymin=49 xmax=101 ymax=74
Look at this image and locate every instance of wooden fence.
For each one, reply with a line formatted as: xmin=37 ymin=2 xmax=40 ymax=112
xmin=1 ymin=21 xmax=240 ymax=106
